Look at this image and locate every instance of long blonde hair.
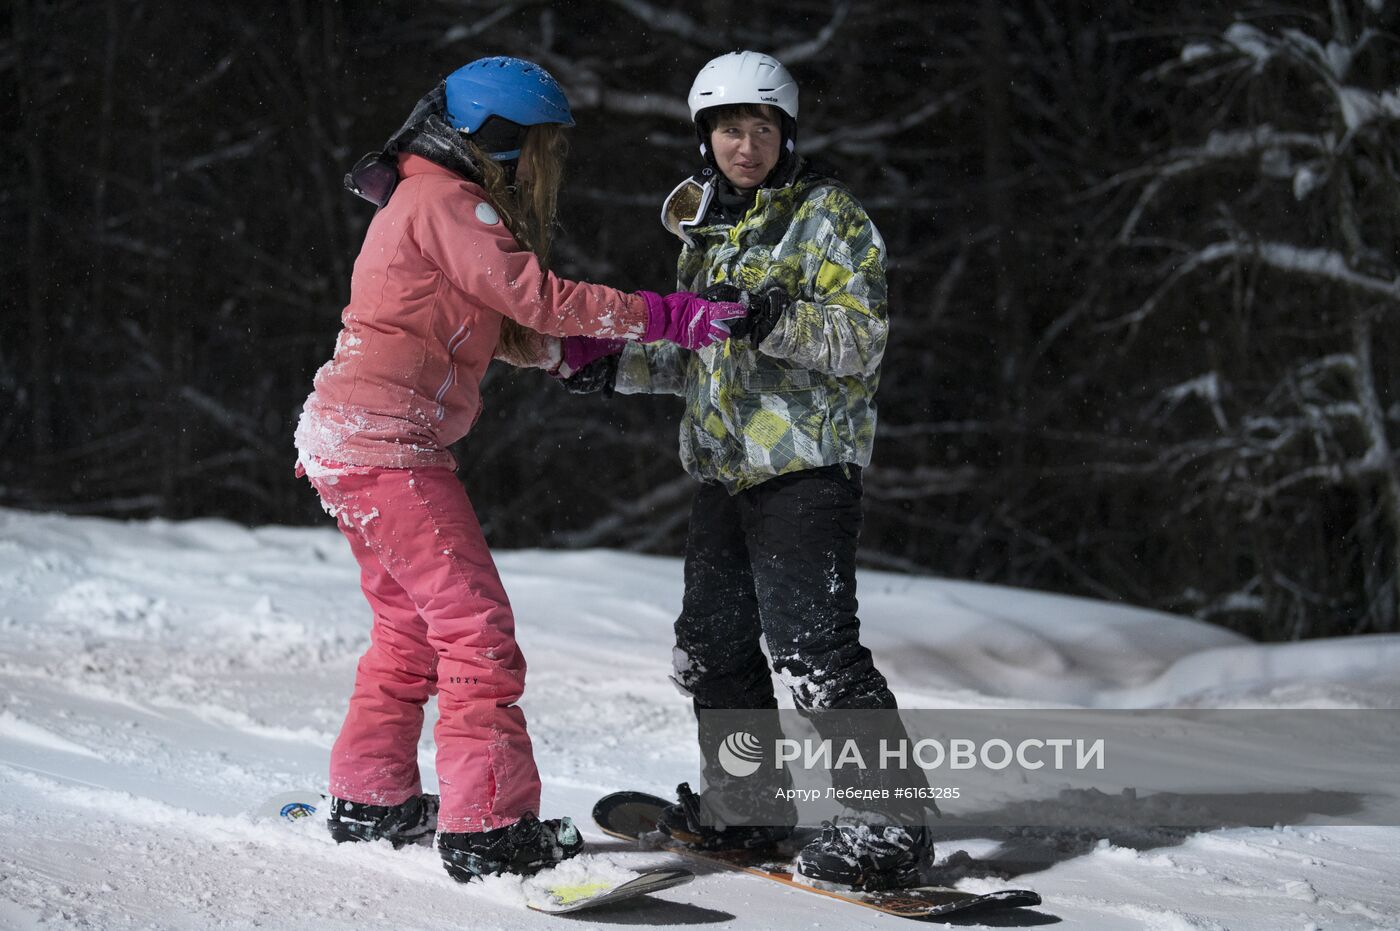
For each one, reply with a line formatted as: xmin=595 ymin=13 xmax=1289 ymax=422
xmin=461 ymin=124 xmax=569 ymax=362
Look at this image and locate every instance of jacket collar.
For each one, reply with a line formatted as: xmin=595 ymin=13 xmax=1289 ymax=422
xmin=398 ymin=152 xmax=471 ymax=181
xmin=692 ymin=164 xmax=819 ymax=234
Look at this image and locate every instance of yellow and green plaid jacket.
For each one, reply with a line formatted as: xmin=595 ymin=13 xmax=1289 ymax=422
xmin=616 ymin=165 xmax=887 ymax=492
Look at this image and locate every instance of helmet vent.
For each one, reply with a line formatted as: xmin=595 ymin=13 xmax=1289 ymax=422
xmin=444 ymin=56 xmax=575 ymax=132
xmin=686 ymin=51 xmax=798 ymax=123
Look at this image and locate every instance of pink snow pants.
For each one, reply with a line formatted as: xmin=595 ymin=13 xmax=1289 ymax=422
xmin=308 ymin=465 xmax=541 ymax=832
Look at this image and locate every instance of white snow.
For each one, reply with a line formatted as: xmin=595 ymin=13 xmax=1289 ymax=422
xmin=1 ymin=506 xmax=1397 ymax=929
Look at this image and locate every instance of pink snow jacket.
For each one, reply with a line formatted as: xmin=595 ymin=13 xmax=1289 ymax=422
xmin=296 ymin=153 xmax=648 ymax=471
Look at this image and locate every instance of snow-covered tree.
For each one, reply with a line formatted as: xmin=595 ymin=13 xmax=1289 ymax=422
xmin=1095 ymin=1 xmax=1400 ymax=636
xmin=8 ymin=1 xmax=1396 ymax=640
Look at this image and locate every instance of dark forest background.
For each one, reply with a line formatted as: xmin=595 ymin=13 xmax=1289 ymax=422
xmin=5 ymin=1 xmax=1399 ymax=641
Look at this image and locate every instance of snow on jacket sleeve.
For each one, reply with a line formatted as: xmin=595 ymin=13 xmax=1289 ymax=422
xmin=412 ymin=177 xmax=649 ymax=340
xmin=758 ymin=186 xmax=889 ymax=379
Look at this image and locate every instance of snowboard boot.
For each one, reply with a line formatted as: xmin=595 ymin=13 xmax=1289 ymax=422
xmin=438 ymin=812 xmax=584 ymax=882
xmin=793 ymin=821 xmax=933 ymax=891
xmin=655 ymin=782 xmax=792 ymax=851
xmin=325 ymin=793 xmax=439 ymax=847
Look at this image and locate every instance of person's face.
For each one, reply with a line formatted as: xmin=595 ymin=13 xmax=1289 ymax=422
xmin=709 ymin=109 xmax=782 ymax=191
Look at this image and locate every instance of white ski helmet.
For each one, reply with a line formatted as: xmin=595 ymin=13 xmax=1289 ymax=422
xmin=687 ymin=51 xmax=799 ymax=122
xmin=688 ymin=51 xmax=800 ymax=175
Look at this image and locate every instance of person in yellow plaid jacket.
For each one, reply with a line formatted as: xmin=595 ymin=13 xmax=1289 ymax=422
xmin=612 ymin=168 xmax=886 ymax=489
xmin=556 ymin=51 xmax=929 ymax=890
xmin=616 ymin=171 xmax=884 ymax=490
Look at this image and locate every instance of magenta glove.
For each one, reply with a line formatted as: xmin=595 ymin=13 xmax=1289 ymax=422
xmin=639 ymin=290 xmax=747 ymax=350
xmin=557 ymin=336 xmax=625 ymax=378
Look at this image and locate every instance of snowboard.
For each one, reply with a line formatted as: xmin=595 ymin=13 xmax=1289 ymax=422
xmin=257 ymin=791 xmax=694 ymax=914
xmin=593 ymin=790 xmax=1043 ymax=921
xmin=257 ymin=790 xmax=328 ymax=824
xmin=523 ymin=867 xmax=693 ymax=914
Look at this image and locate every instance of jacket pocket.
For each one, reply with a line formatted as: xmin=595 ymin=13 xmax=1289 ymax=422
xmin=739 ymin=366 xmax=813 ymax=392
xmin=733 ymin=367 xmax=834 ymax=476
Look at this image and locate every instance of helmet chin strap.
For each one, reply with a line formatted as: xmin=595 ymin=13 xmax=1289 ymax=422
xmin=695 ymin=117 xmax=717 ymax=171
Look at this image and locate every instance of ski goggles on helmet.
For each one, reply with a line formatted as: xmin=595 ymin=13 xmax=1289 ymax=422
xmin=661 ymin=176 xmax=715 ymax=247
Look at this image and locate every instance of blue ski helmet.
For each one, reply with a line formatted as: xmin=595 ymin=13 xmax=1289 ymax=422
xmin=444 ymin=57 xmax=575 ymax=143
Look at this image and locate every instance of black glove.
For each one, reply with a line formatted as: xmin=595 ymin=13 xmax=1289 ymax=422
xmin=727 ymin=287 xmax=791 ymax=345
xmin=698 ymin=283 xmax=743 ymax=304
xmin=560 ymin=354 xmax=619 ymax=396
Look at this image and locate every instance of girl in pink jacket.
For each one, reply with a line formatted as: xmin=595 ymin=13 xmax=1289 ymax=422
xmin=294 ymin=57 xmax=744 ymax=882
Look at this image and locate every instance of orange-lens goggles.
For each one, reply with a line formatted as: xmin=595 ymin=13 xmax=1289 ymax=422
xmin=661 ymin=176 xmax=714 ymax=246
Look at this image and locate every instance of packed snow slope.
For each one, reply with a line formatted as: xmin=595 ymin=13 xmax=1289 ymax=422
xmin=1 ymin=507 xmax=1397 ymax=929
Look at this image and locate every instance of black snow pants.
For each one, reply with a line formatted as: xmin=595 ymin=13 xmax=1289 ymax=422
xmin=673 ymin=466 xmax=927 ymax=826
xmin=671 ymin=465 xmax=894 ymax=713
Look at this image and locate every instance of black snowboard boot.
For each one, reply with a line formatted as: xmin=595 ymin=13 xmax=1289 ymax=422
xmin=438 ymin=812 xmax=584 ymax=882
xmin=793 ymin=821 xmax=933 ymax=891
xmin=656 ymin=782 xmax=791 ymax=851
xmin=325 ymin=793 xmax=438 ymax=847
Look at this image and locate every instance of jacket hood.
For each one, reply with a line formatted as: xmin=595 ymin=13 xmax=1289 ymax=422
xmin=397 ymin=114 xmax=483 ymax=184
xmin=351 ymin=83 xmax=485 ymax=186
xmin=344 ymin=84 xmax=489 ymax=204
xmin=387 ymin=83 xmax=484 ymax=184
xmin=384 ymin=82 xmax=449 ymax=153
